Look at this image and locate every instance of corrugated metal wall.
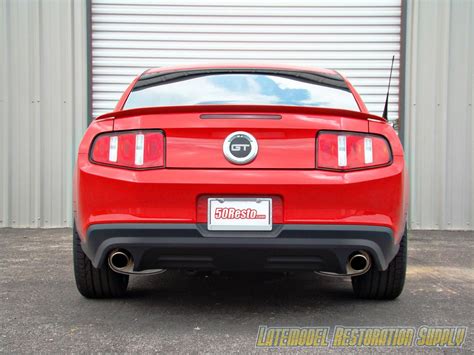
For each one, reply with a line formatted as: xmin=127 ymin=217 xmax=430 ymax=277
xmin=0 ymin=0 xmax=87 ymax=228
xmin=404 ymin=0 xmax=473 ymax=230
xmin=91 ymin=0 xmax=402 ymax=123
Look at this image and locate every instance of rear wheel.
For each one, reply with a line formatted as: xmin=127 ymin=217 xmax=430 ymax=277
xmin=73 ymin=224 xmax=129 ymax=298
xmin=352 ymin=228 xmax=407 ymax=300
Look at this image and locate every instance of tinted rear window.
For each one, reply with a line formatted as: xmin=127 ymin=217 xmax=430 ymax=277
xmin=124 ymin=73 xmax=360 ymax=111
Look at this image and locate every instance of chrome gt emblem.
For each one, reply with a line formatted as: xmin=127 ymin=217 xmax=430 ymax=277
xmin=223 ymin=131 xmax=258 ymax=165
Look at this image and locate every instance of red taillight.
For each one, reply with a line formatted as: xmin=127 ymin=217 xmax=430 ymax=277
xmin=90 ymin=130 xmax=164 ymax=169
xmin=316 ymin=131 xmax=391 ymax=171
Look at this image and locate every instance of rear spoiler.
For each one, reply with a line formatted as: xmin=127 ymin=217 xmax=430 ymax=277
xmin=95 ymin=105 xmax=387 ymax=123
xmin=134 ymin=68 xmax=351 ymax=92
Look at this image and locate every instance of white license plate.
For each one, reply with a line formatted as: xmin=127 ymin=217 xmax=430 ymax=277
xmin=207 ymin=198 xmax=272 ymax=231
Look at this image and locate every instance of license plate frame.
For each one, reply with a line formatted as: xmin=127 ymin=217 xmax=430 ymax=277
xmin=207 ymin=197 xmax=272 ymax=231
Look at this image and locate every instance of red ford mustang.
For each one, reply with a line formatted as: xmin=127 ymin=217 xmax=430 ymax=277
xmin=73 ymin=63 xmax=408 ymax=299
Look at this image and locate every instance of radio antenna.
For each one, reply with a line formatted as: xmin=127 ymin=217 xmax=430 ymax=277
xmin=382 ymin=55 xmax=395 ymax=120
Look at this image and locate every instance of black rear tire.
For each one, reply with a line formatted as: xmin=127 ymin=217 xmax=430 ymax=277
xmin=73 ymin=224 xmax=129 ymax=298
xmin=352 ymin=227 xmax=407 ymax=300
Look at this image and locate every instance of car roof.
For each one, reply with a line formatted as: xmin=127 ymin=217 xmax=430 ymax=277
xmin=144 ymin=63 xmax=339 ymax=76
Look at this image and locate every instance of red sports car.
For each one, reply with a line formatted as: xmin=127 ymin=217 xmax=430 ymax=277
xmin=73 ymin=64 xmax=408 ymax=299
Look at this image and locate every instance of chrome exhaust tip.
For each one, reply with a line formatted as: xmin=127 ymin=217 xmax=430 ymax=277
xmin=108 ymin=250 xmax=133 ymax=273
xmin=314 ymin=251 xmax=372 ymax=278
xmin=108 ymin=249 xmax=167 ymax=276
xmin=347 ymin=251 xmax=371 ymax=275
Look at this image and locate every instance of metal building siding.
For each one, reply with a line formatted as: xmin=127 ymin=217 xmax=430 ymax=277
xmin=90 ymin=0 xmax=402 ymax=123
xmin=404 ymin=0 xmax=473 ymax=230
xmin=0 ymin=0 xmax=87 ymax=228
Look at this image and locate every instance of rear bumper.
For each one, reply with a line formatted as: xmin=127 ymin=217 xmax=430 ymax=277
xmin=82 ymin=223 xmax=399 ymax=273
xmin=74 ymin=157 xmax=408 ymax=245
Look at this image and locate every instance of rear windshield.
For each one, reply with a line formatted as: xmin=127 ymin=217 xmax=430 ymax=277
xmin=124 ymin=72 xmax=360 ymax=111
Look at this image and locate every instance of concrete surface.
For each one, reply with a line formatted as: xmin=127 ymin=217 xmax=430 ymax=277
xmin=0 ymin=229 xmax=472 ymax=354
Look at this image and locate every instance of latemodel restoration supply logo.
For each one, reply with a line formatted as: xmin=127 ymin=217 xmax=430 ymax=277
xmin=256 ymin=326 xmax=467 ymax=348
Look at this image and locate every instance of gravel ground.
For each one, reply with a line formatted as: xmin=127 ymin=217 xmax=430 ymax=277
xmin=0 ymin=228 xmax=472 ymax=354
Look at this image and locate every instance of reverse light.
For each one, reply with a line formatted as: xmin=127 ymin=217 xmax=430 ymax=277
xmin=90 ymin=130 xmax=164 ymax=169
xmin=317 ymin=131 xmax=391 ymax=171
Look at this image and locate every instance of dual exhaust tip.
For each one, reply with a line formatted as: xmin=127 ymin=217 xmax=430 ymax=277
xmin=109 ymin=249 xmax=370 ymax=277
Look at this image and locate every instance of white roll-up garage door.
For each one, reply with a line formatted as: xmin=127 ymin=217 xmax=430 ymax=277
xmin=91 ymin=0 xmax=401 ymax=123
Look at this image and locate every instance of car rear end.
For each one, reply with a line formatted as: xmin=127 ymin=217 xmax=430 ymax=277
xmin=73 ymin=65 xmax=408 ymax=299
